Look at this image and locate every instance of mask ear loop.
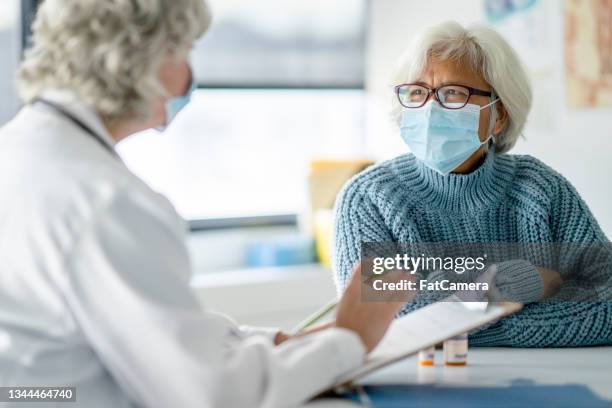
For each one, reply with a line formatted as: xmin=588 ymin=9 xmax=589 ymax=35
xmin=481 ymin=90 xmax=500 ymax=149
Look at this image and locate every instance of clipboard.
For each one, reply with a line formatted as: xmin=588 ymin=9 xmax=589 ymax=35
xmin=325 ymin=265 xmax=522 ymax=390
xmin=330 ymin=298 xmax=522 ymax=390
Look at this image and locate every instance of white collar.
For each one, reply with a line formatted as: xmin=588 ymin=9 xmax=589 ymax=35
xmin=37 ymin=89 xmax=117 ymax=152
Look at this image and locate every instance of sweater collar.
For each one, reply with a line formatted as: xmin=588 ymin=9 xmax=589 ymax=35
xmin=406 ymin=148 xmax=514 ymax=212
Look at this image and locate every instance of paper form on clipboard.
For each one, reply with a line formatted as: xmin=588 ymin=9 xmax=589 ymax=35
xmin=330 ymin=265 xmax=522 ymax=389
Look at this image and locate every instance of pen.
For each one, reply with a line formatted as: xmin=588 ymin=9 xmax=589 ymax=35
xmin=292 ymin=299 xmax=338 ymax=333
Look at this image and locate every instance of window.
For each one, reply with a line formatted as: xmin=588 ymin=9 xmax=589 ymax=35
xmin=119 ymin=0 xmax=369 ymax=222
xmin=117 ymin=89 xmax=367 ymax=220
xmin=20 ymin=0 xmax=370 ymax=223
xmin=191 ymin=0 xmax=367 ymax=88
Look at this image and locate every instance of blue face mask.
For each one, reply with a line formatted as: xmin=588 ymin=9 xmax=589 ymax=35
xmin=400 ymin=100 xmax=498 ymax=175
xmin=160 ymin=74 xmax=197 ymax=130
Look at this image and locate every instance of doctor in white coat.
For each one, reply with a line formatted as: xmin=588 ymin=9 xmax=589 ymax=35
xmin=0 ymin=0 xmax=409 ymax=407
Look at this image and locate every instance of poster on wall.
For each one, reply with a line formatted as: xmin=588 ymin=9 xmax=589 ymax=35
xmin=565 ymin=0 xmax=612 ymax=108
xmin=484 ymin=0 xmax=554 ymax=131
xmin=484 ymin=0 xmax=551 ymax=72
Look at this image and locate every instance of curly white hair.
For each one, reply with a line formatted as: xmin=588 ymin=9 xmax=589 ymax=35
xmin=18 ymin=0 xmax=211 ymax=123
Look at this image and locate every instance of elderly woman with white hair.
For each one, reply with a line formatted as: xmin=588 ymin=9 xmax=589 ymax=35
xmin=334 ymin=21 xmax=611 ymax=347
xmin=0 ymin=1 xmax=410 ymax=407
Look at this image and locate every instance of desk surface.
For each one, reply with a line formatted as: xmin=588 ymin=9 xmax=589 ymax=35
xmin=306 ymin=346 xmax=612 ymax=407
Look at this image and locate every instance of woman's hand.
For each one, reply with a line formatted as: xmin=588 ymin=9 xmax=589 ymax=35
xmin=276 ymin=264 xmax=414 ymax=351
xmin=536 ymin=266 xmax=563 ymax=299
xmin=273 ymin=331 xmax=291 ymax=345
xmin=335 ymin=263 xmax=414 ymax=353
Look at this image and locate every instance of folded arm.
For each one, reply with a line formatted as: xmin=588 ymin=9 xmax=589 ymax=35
xmin=471 ymin=179 xmax=612 ymax=347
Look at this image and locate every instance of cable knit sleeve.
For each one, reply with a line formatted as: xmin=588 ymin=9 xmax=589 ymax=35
xmin=550 ymin=176 xmax=612 ymax=301
xmin=470 ymin=174 xmax=612 ymax=347
xmin=332 ymin=174 xmax=394 ymax=296
xmin=469 ymin=302 xmax=612 ymax=347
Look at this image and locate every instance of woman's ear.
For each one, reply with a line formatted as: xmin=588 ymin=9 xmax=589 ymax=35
xmin=493 ymin=102 xmax=509 ymax=136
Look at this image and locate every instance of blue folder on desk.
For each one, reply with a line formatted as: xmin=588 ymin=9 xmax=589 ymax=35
xmin=340 ymin=381 xmax=610 ymax=408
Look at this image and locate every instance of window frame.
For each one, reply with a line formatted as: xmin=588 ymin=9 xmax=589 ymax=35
xmin=188 ymin=213 xmax=297 ymax=231
xmin=20 ymin=0 xmax=38 ymax=52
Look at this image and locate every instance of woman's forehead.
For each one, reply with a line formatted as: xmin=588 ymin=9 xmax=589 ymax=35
xmin=415 ymin=56 xmax=490 ymax=90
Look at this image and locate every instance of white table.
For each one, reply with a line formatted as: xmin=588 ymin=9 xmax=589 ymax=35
xmin=305 ymin=347 xmax=612 ymax=407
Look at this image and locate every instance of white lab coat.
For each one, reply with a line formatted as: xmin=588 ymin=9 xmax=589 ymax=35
xmin=0 ymin=90 xmax=364 ymax=408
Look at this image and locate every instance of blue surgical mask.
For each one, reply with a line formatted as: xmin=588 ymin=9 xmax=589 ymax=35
xmin=160 ymin=75 xmax=197 ymax=130
xmin=400 ymin=100 xmax=498 ymax=175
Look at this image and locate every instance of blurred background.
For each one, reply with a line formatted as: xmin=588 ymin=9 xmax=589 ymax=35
xmin=1 ymin=0 xmax=610 ymax=329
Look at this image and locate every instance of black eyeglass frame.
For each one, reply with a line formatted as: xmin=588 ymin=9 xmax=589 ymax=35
xmin=394 ymin=83 xmax=493 ymax=109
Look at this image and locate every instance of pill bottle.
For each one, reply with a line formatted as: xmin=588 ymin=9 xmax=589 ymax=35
xmin=418 ymin=346 xmax=435 ymax=366
xmin=443 ymin=333 xmax=468 ymax=366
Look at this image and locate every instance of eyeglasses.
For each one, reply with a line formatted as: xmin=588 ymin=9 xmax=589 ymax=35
xmin=394 ymin=83 xmax=493 ymax=109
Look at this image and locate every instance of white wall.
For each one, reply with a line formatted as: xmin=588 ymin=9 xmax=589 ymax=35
xmin=365 ymin=0 xmax=612 ymax=237
xmin=0 ymin=0 xmax=21 ymax=126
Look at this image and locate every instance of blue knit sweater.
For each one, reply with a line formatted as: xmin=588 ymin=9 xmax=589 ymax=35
xmin=333 ymin=150 xmax=612 ymax=347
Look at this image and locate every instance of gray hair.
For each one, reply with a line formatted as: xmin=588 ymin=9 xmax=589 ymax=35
xmin=391 ymin=21 xmax=532 ymax=154
xmin=18 ymin=0 xmax=211 ymax=124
